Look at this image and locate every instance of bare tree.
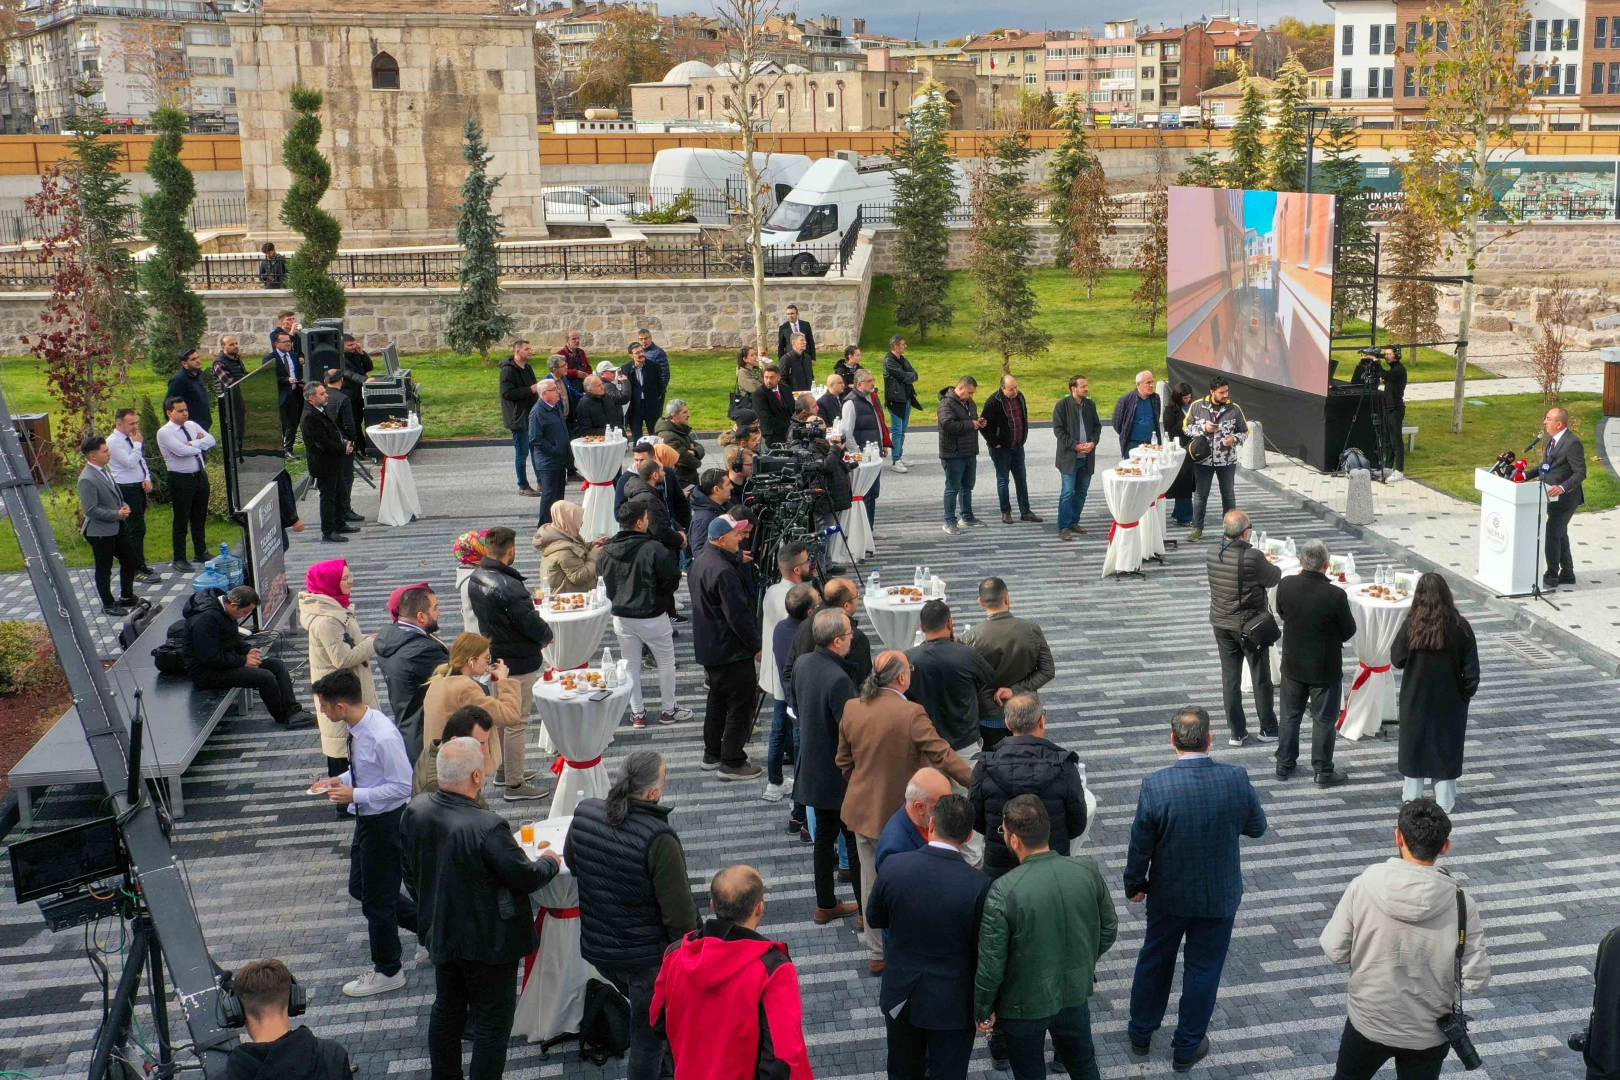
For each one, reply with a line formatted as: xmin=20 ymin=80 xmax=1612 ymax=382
xmin=713 ymin=0 xmax=785 ymax=355
xmin=112 ymin=22 xmax=194 ymax=113
xmin=1530 ymin=277 xmax=1575 ymax=404
xmin=534 ymin=27 xmax=578 ymax=122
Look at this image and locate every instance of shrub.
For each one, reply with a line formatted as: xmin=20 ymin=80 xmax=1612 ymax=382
xmin=0 ymin=621 xmax=59 ymax=695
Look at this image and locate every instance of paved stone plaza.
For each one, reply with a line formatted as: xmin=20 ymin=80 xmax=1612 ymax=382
xmin=1 ymin=436 xmax=1614 ymax=1080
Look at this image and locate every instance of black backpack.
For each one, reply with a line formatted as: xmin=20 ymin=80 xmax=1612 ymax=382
xmin=152 ymin=588 xmax=225 ymax=675
xmin=541 ymin=977 xmax=630 ymax=1063
xmin=118 ymin=598 xmax=162 ymax=651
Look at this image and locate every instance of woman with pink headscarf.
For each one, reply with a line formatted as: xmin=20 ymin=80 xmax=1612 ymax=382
xmin=298 ymin=558 xmax=379 ymax=775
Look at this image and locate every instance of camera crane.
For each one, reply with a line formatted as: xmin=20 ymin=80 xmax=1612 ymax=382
xmin=0 ymin=384 xmax=237 ymax=1079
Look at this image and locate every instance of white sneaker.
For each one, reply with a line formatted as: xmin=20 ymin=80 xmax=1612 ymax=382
xmin=891 ymin=460 xmax=910 ymax=473
xmin=781 ymin=776 xmax=794 ymax=796
xmin=343 ymin=969 xmax=406 ymax=998
xmin=762 ymin=782 xmax=787 ymax=802
xmin=414 ymin=945 xmax=430 ymax=964
xmin=1387 ymin=469 xmax=1405 ymax=481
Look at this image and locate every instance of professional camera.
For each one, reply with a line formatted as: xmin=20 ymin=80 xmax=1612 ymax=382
xmin=756 ymin=444 xmax=824 ymax=480
xmin=1353 ymin=348 xmax=1384 ymax=387
xmin=1438 ymin=1007 xmax=1482 ymax=1070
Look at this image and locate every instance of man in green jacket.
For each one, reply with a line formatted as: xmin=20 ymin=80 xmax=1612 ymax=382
xmin=974 ymin=794 xmax=1117 ymax=1080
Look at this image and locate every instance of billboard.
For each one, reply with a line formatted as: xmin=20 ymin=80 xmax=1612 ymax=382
xmin=1165 ymin=186 xmax=1337 ymax=397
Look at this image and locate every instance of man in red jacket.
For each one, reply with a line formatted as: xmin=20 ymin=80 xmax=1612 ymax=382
xmin=652 ymin=864 xmax=814 ymax=1080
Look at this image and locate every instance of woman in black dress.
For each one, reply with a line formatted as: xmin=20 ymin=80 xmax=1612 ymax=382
xmin=1389 ymin=572 xmax=1480 ymax=810
xmin=1163 ymin=381 xmax=1197 ymax=525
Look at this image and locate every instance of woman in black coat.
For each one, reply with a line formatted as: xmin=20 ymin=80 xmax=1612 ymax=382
xmin=1389 ymin=572 xmax=1479 ymax=812
xmin=1163 ymin=381 xmax=1196 ymax=524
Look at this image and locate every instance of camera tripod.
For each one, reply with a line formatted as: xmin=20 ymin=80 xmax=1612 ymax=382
xmin=89 ymin=903 xmax=179 ymax=1080
xmin=1343 ymin=360 xmax=1392 ymax=482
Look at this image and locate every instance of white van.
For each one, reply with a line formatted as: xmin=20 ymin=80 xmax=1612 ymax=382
xmin=647 ymin=148 xmax=814 ymax=225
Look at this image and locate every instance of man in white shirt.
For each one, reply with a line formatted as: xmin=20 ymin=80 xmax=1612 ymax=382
xmin=760 ymin=541 xmax=815 ymax=804
xmin=107 ymin=407 xmax=161 ymax=583
xmin=156 ymin=396 xmax=217 ymax=572
xmin=309 ymin=669 xmax=420 ymax=1000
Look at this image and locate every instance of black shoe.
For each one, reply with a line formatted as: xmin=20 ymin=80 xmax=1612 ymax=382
xmin=1172 ymin=1038 xmax=1210 ymax=1072
xmin=798 ymin=826 xmax=812 ymax=844
xmin=671 ymin=611 xmax=689 ymax=623
xmin=338 ymin=524 xmax=362 ymax=534
xmin=135 ymin=570 xmax=163 ymax=585
xmin=103 ymin=603 xmax=131 ymax=617
xmin=1314 ymin=767 xmax=1349 ymax=787
xmin=196 ymin=549 xmax=214 ymax=561
xmin=1128 ymin=1039 xmax=1152 ymax=1061
xmin=344 ymin=511 xmax=365 ymax=523
xmin=1542 ymin=575 xmax=1561 ymax=591
xmin=837 ymin=868 xmax=855 ymax=884
xmin=1228 ymin=733 xmax=1257 ymax=748
xmin=1559 ymin=572 xmax=1577 ymax=585
xmin=279 ymin=709 xmax=316 ymax=728
xmin=172 ymin=559 xmax=195 ymax=573
xmin=321 ymin=533 xmax=350 ymax=543
xmin=115 ymin=596 xmax=142 ymax=608
xmin=1020 ymin=512 xmax=1044 ymax=523
xmin=1001 ymin=511 xmax=1013 ymax=524
xmin=1275 ymin=766 xmax=1295 ymax=781
xmin=1048 ymin=1058 xmax=1067 ymax=1074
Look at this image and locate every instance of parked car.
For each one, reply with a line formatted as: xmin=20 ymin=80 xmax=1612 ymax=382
xmin=541 ymin=185 xmax=652 ymax=223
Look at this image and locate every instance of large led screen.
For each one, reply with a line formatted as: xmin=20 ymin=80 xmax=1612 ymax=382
xmin=1166 ymin=186 xmax=1337 ymax=397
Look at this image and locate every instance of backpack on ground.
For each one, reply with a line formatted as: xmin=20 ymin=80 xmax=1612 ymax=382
xmin=118 ymin=598 xmax=161 ymax=651
xmin=541 ymin=977 xmax=629 ymax=1064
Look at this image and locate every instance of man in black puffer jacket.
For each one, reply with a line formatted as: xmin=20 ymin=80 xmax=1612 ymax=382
xmin=687 ymin=469 xmax=730 ymax=560
xmin=401 ymin=737 xmax=559 ymax=1078
xmin=225 ymin=959 xmax=352 ymax=1080
xmin=601 ymin=500 xmax=684 ymax=727
xmin=184 ymin=585 xmax=311 ymax=727
xmin=621 ymin=459 xmax=685 ymax=554
xmin=466 ymin=527 xmax=554 ymax=800
xmin=969 ymin=692 xmax=1088 ymax=879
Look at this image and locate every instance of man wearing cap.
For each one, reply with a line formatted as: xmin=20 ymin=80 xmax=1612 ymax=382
xmin=690 ymin=515 xmax=763 ymax=780
xmin=595 ymin=360 xmax=629 ymax=421
xmin=166 ymin=349 xmax=213 ymax=432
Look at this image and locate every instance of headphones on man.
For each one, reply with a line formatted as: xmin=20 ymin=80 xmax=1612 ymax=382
xmin=218 ymin=969 xmax=307 ymax=1028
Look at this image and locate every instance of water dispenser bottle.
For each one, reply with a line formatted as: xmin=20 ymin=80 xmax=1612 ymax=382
xmin=208 ymin=543 xmax=245 ymax=589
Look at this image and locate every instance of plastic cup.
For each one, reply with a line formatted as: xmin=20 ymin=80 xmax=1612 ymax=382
xmin=521 ymin=824 xmax=535 ymax=845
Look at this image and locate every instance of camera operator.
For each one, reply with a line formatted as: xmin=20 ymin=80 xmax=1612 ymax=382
xmin=226 ymin=959 xmax=352 ymax=1079
xmin=1379 ymin=346 xmax=1408 ymax=477
xmin=819 ymin=430 xmax=856 ymax=573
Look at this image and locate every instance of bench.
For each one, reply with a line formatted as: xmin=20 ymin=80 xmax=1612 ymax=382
xmin=1402 ymin=424 xmax=1419 ymax=452
xmin=7 ymin=597 xmax=257 ymax=827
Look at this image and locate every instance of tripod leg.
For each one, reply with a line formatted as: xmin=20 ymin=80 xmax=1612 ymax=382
xmin=148 ymin=927 xmax=174 ymax=1068
xmin=89 ymin=922 xmax=151 ymax=1080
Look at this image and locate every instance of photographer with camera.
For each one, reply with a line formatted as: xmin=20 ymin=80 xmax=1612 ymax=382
xmin=1380 ymin=346 xmax=1408 ymax=477
xmin=1320 ymin=799 xmax=1489 ymax=1080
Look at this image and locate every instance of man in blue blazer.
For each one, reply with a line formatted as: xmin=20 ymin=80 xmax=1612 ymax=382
xmin=866 ymin=794 xmax=990 ymax=1080
xmin=621 ymin=343 xmax=669 ymax=440
xmin=1124 ymin=705 xmax=1267 ymax=1072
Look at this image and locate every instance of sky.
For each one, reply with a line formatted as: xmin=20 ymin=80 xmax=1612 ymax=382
xmin=674 ymin=0 xmax=1327 ymax=40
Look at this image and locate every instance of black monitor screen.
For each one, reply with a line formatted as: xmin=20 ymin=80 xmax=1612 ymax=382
xmin=10 ymin=816 xmax=123 ymax=902
xmin=223 ymin=361 xmax=289 ymax=515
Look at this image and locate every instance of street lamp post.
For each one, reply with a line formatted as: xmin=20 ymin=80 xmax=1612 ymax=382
xmin=1301 ymin=104 xmax=1330 ymax=193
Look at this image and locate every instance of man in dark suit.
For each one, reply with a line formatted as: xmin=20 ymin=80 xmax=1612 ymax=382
xmin=321 ymin=367 xmax=363 ymax=525
xmin=778 ymin=333 xmax=814 ymax=393
xmin=752 ymin=364 xmax=795 ymax=446
xmin=299 ymin=383 xmax=355 ymax=543
xmin=777 ymin=303 xmax=815 ymax=365
xmin=1274 ymin=540 xmax=1357 ymax=786
xmin=268 ymin=329 xmax=304 ymax=454
xmin=1539 ymin=406 xmax=1586 ymax=590
xmin=866 ymin=794 xmax=989 ymax=1080
xmin=1124 ymin=706 xmax=1267 ymax=1072
xmin=620 ymin=343 xmax=668 ymax=440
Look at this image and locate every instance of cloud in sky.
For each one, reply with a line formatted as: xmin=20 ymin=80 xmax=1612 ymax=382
xmin=671 ymin=0 xmax=1326 ymax=40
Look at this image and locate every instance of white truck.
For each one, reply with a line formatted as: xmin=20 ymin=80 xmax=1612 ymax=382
xmin=646 ymin=148 xmax=814 ymax=225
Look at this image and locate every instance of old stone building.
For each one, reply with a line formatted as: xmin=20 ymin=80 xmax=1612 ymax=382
xmin=229 ymin=0 xmax=547 ymax=248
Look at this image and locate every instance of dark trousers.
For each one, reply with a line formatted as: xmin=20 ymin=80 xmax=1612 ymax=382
xmin=117 ymin=482 xmax=149 ymax=568
xmin=600 ymin=964 xmax=668 ymax=1080
xmin=629 ymin=409 xmax=657 ymax=441
xmin=535 ymin=465 xmax=567 ymax=529
xmin=339 ymin=453 xmax=356 ymax=518
xmin=703 ymin=659 xmax=756 ymax=768
xmin=941 ymin=456 xmax=976 ymax=524
xmin=812 ymin=805 xmax=861 ymax=910
xmin=1546 ymin=499 xmax=1577 ymax=579
xmin=980 ymin=724 xmax=1009 ymax=752
xmin=1127 ymin=912 xmax=1236 ymax=1057
xmin=1278 ymin=677 xmax=1341 ymax=775
xmin=989 ymin=446 xmax=1032 ymax=516
xmin=1191 ymin=464 xmax=1236 ymax=529
xmin=86 ymin=532 xmax=138 ymax=606
xmin=280 ymin=391 xmax=301 ymax=452
xmin=191 ymin=657 xmax=296 ymax=722
xmin=327 ymin=755 xmax=350 ymax=778
xmin=168 ymin=470 xmax=209 ymax=562
xmin=428 ymin=956 xmax=519 ymax=1080
xmin=347 ymin=805 xmax=418 ymax=977
xmin=311 ymin=465 xmax=342 ymax=535
xmin=885 ymin=1006 xmax=975 ymax=1080
xmin=1003 ymin=1001 xmax=1101 ymax=1080
xmin=865 ymin=473 xmax=881 ymax=528
xmin=1383 ymin=406 xmax=1407 ymax=471
xmin=1332 ymin=1019 xmax=1448 ymax=1080
xmin=1214 ymin=626 xmax=1276 ymax=739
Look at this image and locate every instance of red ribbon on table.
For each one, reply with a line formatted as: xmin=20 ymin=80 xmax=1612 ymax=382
xmin=522 ymin=905 xmax=582 ymax=990
xmin=580 ymin=479 xmax=613 ymax=491
xmin=1336 ymin=662 xmax=1391 ymax=729
xmin=1108 ymin=520 xmax=1139 ymax=542
xmin=379 ymin=455 xmax=407 ymax=500
xmin=851 ymin=495 xmax=865 ymax=502
xmin=551 ymin=754 xmax=603 ymax=775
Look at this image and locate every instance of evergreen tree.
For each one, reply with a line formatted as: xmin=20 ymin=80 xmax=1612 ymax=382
xmin=69 ymin=93 xmax=145 ymax=372
xmin=1223 ymin=72 xmax=1268 ymax=190
xmin=1047 ymin=91 xmax=1091 ymax=270
xmin=1177 ymin=149 xmax=1226 ymax=187
xmin=970 ymin=129 xmax=1051 ymax=374
xmin=444 ymin=116 xmax=516 ymax=365
xmin=140 ymin=104 xmax=205 ymax=377
xmin=889 ymin=83 xmax=956 ymax=341
xmin=1265 ymin=54 xmax=1310 ymax=191
xmin=1318 ymin=116 xmax=1374 ymax=328
xmin=279 ymin=84 xmax=345 ymax=320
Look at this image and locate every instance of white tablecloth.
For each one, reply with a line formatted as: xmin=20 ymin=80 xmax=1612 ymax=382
xmin=513 ymin=816 xmax=593 ymax=1044
xmin=540 ymin=597 xmax=613 ymax=670
xmin=368 ymin=421 xmax=423 ymax=527
xmin=534 ymin=675 xmax=630 ymax=818
xmin=572 ymin=437 xmax=627 ymax=542
xmin=1338 ymin=585 xmax=1412 ymax=741
xmin=832 ymin=458 xmax=883 ymax=564
xmin=865 ymin=584 xmax=945 ymax=648
xmin=1135 ymin=447 xmax=1186 ymax=558
xmin=1100 ymin=469 xmax=1162 ymax=577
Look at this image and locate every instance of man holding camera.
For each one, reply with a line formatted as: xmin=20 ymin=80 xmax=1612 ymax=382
xmin=1320 ymin=799 xmax=1489 ymax=1080
xmin=1378 ymin=346 xmax=1407 ymax=477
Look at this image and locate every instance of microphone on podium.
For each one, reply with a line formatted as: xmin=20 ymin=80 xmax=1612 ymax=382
xmin=1523 ymin=432 xmax=1543 ymax=454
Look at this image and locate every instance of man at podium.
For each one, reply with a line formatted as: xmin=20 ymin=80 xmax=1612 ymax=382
xmin=1538 ymin=407 xmax=1586 ymax=590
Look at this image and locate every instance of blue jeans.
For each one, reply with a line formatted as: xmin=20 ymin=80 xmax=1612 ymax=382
xmin=1002 ymin=1001 xmax=1100 ymax=1080
xmin=1058 ymin=468 xmax=1092 ymax=530
xmin=988 ymin=446 xmax=1031 ymax=516
xmin=1128 ymin=913 xmax=1236 ymax=1057
xmin=767 ymin=696 xmax=799 ymax=785
xmin=889 ymin=404 xmax=910 ymax=462
xmin=1172 ymin=495 xmax=1193 ymax=525
xmin=510 ymin=429 xmax=531 ymax=488
xmin=941 ymin=456 xmax=976 ymax=524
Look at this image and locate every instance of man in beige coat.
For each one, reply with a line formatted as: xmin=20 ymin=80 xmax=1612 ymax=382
xmin=837 ymin=649 xmax=972 ymax=974
xmin=1321 ymin=799 xmax=1489 ymax=1080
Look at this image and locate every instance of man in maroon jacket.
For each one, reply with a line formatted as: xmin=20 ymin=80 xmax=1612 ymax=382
xmin=652 ymin=865 xmax=813 ymax=1080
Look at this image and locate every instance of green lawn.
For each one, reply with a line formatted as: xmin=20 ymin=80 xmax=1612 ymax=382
xmin=1336 ymin=319 xmax=1491 ymax=384
xmin=0 ymin=484 xmax=242 ymax=573
xmin=1403 ymin=393 xmax=1619 ymax=513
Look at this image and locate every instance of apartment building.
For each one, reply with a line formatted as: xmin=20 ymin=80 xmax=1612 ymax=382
xmin=964 ymin=29 xmax=1059 ymax=89
xmin=1135 ymin=24 xmax=1215 ymax=124
xmin=9 ymin=0 xmax=239 ymax=133
xmin=1205 ymin=17 xmax=1282 ymax=77
xmin=1044 ymin=20 xmax=1139 ymax=123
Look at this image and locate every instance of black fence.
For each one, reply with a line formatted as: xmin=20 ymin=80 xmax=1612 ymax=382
xmin=0 ymin=197 xmax=247 ymax=245
xmin=1358 ymin=189 xmax=1617 ymax=221
xmin=857 ymin=196 xmax=1150 ymax=226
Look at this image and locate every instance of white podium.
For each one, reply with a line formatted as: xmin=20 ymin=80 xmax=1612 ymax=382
xmin=1474 ymin=469 xmax=1546 ymax=595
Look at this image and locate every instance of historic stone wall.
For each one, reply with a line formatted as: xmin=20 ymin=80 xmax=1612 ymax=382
xmin=229 ymin=8 xmax=546 ymax=249
xmin=1412 ymin=221 xmax=1620 ymax=271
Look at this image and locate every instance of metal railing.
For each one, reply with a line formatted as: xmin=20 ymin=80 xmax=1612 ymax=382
xmin=0 ymin=196 xmax=246 ymax=245
xmin=1357 ymin=189 xmax=1617 ymax=221
xmin=858 ymin=195 xmax=1152 ymax=225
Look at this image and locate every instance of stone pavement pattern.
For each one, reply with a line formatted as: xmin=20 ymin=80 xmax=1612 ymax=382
xmin=1 ymin=437 xmax=1612 ymax=1080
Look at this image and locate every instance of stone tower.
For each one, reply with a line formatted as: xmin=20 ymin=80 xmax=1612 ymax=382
xmin=230 ymin=0 xmax=547 ymax=248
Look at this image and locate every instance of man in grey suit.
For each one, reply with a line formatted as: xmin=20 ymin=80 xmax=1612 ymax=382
xmin=78 ymin=435 xmax=140 ymax=616
xmin=1539 ymin=406 xmax=1586 ymax=590
xmin=1124 ymin=706 xmax=1267 ymax=1072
